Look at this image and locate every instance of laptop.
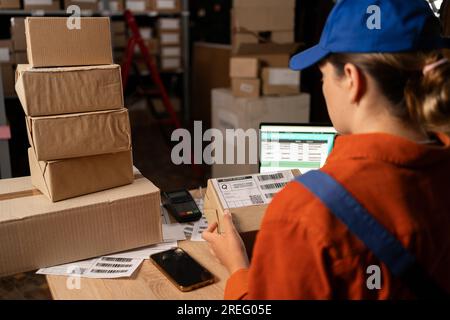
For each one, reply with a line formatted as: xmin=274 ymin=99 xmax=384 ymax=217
xmin=259 ymin=123 xmax=337 ymax=174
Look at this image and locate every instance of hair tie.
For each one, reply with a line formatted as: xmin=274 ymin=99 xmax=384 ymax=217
xmin=423 ymin=58 xmax=449 ymax=75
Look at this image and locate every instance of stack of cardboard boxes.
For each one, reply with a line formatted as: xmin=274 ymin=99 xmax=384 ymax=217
xmin=230 ymin=57 xmax=260 ymax=98
xmin=158 ymin=17 xmax=182 ymax=71
xmin=23 ymin=0 xmax=60 ymax=10
xmin=125 ymin=0 xmax=180 ymax=12
xmin=15 ymin=17 xmax=133 ymax=202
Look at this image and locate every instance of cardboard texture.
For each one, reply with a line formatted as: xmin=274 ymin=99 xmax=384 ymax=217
xmin=0 ymin=40 xmax=12 ymax=64
xmin=234 ymin=43 xmax=300 ymax=67
xmin=0 ymin=0 xmax=20 ymax=9
xmin=233 ymin=7 xmax=294 ymax=32
xmin=262 ymin=67 xmax=300 ymax=95
xmin=15 ymin=64 xmax=124 ymax=117
xmin=28 ymin=148 xmax=134 ymax=201
xmin=231 ymin=78 xmax=260 ymax=98
xmin=11 ymin=17 xmax=27 ymax=52
xmin=14 ymin=52 xmax=28 ymax=64
xmin=229 ymin=57 xmax=259 ymax=78
xmin=126 ymin=0 xmax=151 ymax=12
xmin=25 ymin=17 xmax=113 ymax=68
xmin=23 ymin=0 xmax=61 ymax=10
xmin=26 ymin=108 xmax=131 ymax=161
xmin=0 ymin=169 xmax=163 ymax=277
xmin=204 ymin=169 xmax=300 ymax=233
xmin=211 ymin=88 xmax=310 ymax=178
xmin=64 ymin=0 xmax=99 ymax=11
xmin=1 ymin=64 xmax=15 ymax=97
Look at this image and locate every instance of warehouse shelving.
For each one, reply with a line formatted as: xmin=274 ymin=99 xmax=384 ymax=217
xmin=0 ymin=0 xmax=191 ymax=179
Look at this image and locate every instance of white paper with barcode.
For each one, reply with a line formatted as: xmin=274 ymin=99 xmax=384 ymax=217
xmin=212 ymin=171 xmax=294 ymax=209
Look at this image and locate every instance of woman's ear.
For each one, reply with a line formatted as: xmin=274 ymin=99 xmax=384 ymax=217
xmin=343 ymin=63 xmax=366 ymax=104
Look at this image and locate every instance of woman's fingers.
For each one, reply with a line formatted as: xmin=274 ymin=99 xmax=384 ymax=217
xmin=222 ymin=210 xmax=236 ymax=234
xmin=202 ymin=222 xmax=219 ymax=242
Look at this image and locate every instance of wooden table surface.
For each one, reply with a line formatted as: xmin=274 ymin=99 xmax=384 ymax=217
xmin=46 ymin=189 xmax=229 ymax=300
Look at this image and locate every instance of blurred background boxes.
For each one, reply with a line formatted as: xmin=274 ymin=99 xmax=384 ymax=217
xmin=23 ymin=0 xmax=60 ymax=11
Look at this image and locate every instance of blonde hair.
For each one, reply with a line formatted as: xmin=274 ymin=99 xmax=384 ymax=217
xmin=325 ymin=52 xmax=450 ymax=133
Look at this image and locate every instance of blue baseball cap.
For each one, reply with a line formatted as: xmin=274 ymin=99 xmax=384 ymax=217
xmin=290 ymin=0 xmax=450 ymax=70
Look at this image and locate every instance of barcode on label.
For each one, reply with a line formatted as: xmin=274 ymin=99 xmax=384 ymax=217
xmin=260 ymin=182 xmax=287 ymax=190
xmin=100 ymin=257 xmax=133 ymax=263
xmin=90 ymin=269 xmax=127 ymax=274
xmin=265 ymin=193 xmax=277 ymax=199
xmin=249 ymin=195 xmax=264 ymax=204
xmin=257 ymin=173 xmax=284 ymax=182
xmin=95 ymin=263 xmax=132 ymax=268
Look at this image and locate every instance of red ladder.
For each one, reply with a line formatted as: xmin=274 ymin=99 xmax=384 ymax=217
xmin=121 ymin=9 xmax=182 ymax=130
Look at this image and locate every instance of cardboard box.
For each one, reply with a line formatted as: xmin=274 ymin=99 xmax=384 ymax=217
xmin=111 ymin=20 xmax=127 ymax=34
xmin=1 ymin=63 xmax=15 ymax=97
xmin=140 ymin=27 xmax=153 ymax=40
xmin=262 ymin=67 xmax=300 ymax=96
xmin=160 ymin=32 xmax=180 ymax=45
xmin=150 ymin=0 xmax=180 ymax=13
xmin=25 ymin=17 xmax=113 ymax=68
xmin=229 ymin=57 xmax=259 ymax=78
xmin=16 ymin=64 xmax=124 ymax=117
xmin=204 ymin=169 xmax=300 ymax=233
xmin=28 ymin=147 xmax=134 ymax=201
xmin=231 ymin=78 xmax=260 ymax=98
xmin=161 ymin=56 xmax=181 ymax=70
xmin=64 ymin=0 xmax=99 ymax=11
xmin=0 ymin=168 xmax=162 ymax=277
xmin=112 ymin=33 xmax=128 ymax=48
xmin=23 ymin=0 xmax=60 ymax=10
xmin=0 ymin=40 xmax=13 ymax=64
xmin=211 ymin=88 xmax=310 ymax=178
xmin=158 ymin=18 xmax=180 ymax=31
xmin=272 ymin=31 xmax=295 ymax=43
xmin=26 ymin=108 xmax=131 ymax=161
xmin=234 ymin=43 xmax=300 ymax=67
xmin=126 ymin=0 xmax=151 ymax=12
xmin=99 ymin=0 xmax=124 ymax=11
xmin=11 ymin=17 xmax=27 ymax=52
xmin=0 ymin=0 xmax=20 ymax=9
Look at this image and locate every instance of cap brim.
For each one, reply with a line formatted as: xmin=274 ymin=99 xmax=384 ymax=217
xmin=289 ymin=45 xmax=330 ymax=71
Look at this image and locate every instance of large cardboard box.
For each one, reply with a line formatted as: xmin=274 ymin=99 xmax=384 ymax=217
xmin=0 ymin=168 xmax=162 ymax=277
xmin=262 ymin=67 xmax=300 ymax=96
xmin=16 ymin=64 xmax=124 ymax=117
xmin=25 ymin=17 xmax=113 ymax=68
xmin=0 ymin=40 xmax=13 ymax=64
xmin=233 ymin=6 xmax=294 ymax=33
xmin=211 ymin=88 xmax=310 ymax=178
xmin=204 ymin=169 xmax=300 ymax=233
xmin=0 ymin=0 xmax=20 ymax=9
xmin=231 ymin=78 xmax=260 ymax=98
xmin=28 ymin=148 xmax=133 ymax=201
xmin=11 ymin=17 xmax=27 ymax=52
xmin=23 ymin=0 xmax=60 ymax=10
xmin=233 ymin=43 xmax=300 ymax=67
xmin=1 ymin=63 xmax=15 ymax=97
xmin=26 ymin=108 xmax=132 ymax=161
xmin=230 ymin=57 xmax=259 ymax=78
xmin=64 ymin=0 xmax=99 ymax=11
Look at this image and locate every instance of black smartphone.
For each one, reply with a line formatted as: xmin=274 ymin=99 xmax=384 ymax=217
xmin=162 ymin=190 xmax=202 ymax=223
xmin=150 ymin=248 xmax=215 ymax=292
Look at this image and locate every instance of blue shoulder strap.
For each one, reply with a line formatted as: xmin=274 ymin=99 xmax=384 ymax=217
xmin=294 ymin=170 xmax=448 ymax=298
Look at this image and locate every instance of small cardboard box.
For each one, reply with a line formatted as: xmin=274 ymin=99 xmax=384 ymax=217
xmin=10 ymin=17 xmax=27 ymax=52
xmin=23 ymin=0 xmax=60 ymax=10
xmin=151 ymin=0 xmax=180 ymax=13
xmin=262 ymin=67 xmax=300 ymax=96
xmin=28 ymin=148 xmax=134 ymax=202
xmin=231 ymin=78 xmax=260 ymax=98
xmin=126 ymin=0 xmax=151 ymax=12
xmin=16 ymin=64 xmax=124 ymax=117
xmin=204 ymin=170 xmax=300 ymax=233
xmin=99 ymin=0 xmax=124 ymax=11
xmin=1 ymin=63 xmax=15 ymax=97
xmin=25 ymin=17 xmax=113 ymax=68
xmin=161 ymin=46 xmax=181 ymax=57
xmin=26 ymin=108 xmax=132 ymax=161
xmin=160 ymin=32 xmax=181 ymax=45
xmin=0 ymin=168 xmax=162 ymax=277
xmin=0 ymin=40 xmax=13 ymax=64
xmin=161 ymin=56 xmax=181 ymax=70
xmin=64 ymin=0 xmax=98 ymax=11
xmin=229 ymin=57 xmax=259 ymax=78
xmin=158 ymin=18 xmax=180 ymax=31
xmin=0 ymin=0 xmax=20 ymax=9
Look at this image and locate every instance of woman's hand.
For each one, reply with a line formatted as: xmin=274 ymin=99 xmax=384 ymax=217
xmin=202 ymin=210 xmax=249 ymax=275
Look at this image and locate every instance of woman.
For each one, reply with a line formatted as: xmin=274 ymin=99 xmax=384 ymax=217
xmin=203 ymin=0 xmax=450 ymax=299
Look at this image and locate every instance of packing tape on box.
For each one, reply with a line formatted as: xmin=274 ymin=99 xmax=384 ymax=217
xmin=0 ymin=173 xmax=144 ymax=201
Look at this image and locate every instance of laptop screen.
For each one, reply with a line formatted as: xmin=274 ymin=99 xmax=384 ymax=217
xmin=259 ymin=124 xmax=337 ymax=174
